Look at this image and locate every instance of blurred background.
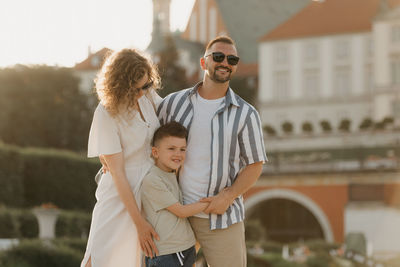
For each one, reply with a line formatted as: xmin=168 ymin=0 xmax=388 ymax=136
xmin=0 ymin=0 xmax=400 ymax=266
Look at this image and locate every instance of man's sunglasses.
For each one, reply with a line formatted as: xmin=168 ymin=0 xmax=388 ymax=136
xmin=135 ymin=81 xmax=153 ymax=92
xmin=205 ymin=52 xmax=240 ymax=66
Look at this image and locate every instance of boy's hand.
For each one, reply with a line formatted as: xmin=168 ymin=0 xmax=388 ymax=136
xmin=200 ymin=189 xmax=234 ymax=215
xmin=99 ymin=155 xmax=109 ymax=173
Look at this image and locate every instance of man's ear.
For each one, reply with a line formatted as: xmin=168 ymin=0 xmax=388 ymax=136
xmin=200 ymin=57 xmax=206 ymax=70
xmin=151 ymin=147 xmax=158 ymax=159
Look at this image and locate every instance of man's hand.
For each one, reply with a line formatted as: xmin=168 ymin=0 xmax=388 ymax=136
xmin=99 ymin=155 xmax=110 ymax=173
xmin=201 ymin=188 xmax=234 ymax=215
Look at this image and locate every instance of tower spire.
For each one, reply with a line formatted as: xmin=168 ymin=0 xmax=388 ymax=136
xmin=152 ymin=0 xmax=171 ymax=36
xmin=379 ymin=0 xmax=390 ymax=14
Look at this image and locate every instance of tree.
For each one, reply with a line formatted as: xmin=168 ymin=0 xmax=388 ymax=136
xmin=245 ymin=219 xmax=266 ymax=242
xmin=229 ymin=77 xmax=257 ymax=106
xmin=156 ymin=35 xmax=191 ymax=98
xmin=0 ymin=65 xmax=92 ymax=151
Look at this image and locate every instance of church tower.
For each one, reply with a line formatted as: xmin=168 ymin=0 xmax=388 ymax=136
xmin=152 ymin=0 xmax=171 ymax=36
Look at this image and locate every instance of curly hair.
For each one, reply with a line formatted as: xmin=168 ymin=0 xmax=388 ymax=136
xmin=95 ymin=48 xmax=161 ymax=117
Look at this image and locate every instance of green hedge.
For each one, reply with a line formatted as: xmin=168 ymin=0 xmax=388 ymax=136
xmin=0 ymin=207 xmax=91 ymax=239
xmin=0 ymin=145 xmax=24 ymax=207
xmin=0 ymin=239 xmax=83 ymax=267
xmin=0 ymin=208 xmax=37 ymax=239
xmin=55 ymin=210 xmax=91 ymax=238
xmin=0 ymin=143 xmax=100 ymax=210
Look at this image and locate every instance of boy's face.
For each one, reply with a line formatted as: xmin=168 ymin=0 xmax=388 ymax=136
xmin=152 ymin=136 xmax=186 ymax=172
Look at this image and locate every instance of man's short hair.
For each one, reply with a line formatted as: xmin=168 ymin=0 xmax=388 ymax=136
xmin=205 ymin=36 xmax=236 ymax=52
xmin=152 ymin=121 xmax=188 ymax=146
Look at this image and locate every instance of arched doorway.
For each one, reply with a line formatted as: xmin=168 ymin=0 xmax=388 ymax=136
xmin=247 ymin=198 xmax=323 ymax=242
xmin=245 ymin=189 xmax=334 ymax=243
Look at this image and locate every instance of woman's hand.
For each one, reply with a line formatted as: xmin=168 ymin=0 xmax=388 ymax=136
xmin=102 ymin=153 xmax=159 ymax=257
xmin=137 ymin=218 xmax=160 ymax=258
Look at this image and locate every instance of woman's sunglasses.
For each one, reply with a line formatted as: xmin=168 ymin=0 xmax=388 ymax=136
xmin=135 ymin=81 xmax=153 ymax=92
xmin=205 ymin=52 xmax=240 ymax=66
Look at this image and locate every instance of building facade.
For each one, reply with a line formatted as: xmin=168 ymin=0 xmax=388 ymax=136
xmin=253 ymin=0 xmax=400 ymax=257
xmin=258 ymin=0 xmax=400 ymax=135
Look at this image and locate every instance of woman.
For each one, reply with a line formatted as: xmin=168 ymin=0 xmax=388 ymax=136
xmin=81 ymin=48 xmax=161 ymax=267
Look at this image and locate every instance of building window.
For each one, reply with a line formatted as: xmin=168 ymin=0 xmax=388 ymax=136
xmin=304 ymin=43 xmax=318 ymax=62
xmin=274 ymin=71 xmax=290 ymax=101
xmin=391 ymin=59 xmax=400 ymax=85
xmin=303 ymin=70 xmax=320 ymax=99
xmin=365 ymin=37 xmax=373 ymax=57
xmin=335 ymin=67 xmax=351 ymax=97
xmin=335 ymin=40 xmax=350 ymax=60
xmin=90 ymin=56 xmax=100 ymax=67
xmin=392 ymin=25 xmax=400 ymax=43
xmin=365 ymin=65 xmax=374 ymax=94
xmin=275 ymin=46 xmax=288 ymax=65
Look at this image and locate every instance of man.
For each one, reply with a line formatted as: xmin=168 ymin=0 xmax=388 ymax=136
xmin=157 ymin=36 xmax=267 ymax=266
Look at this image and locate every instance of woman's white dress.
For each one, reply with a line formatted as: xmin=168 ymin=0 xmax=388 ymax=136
xmin=81 ymin=93 xmax=160 ymax=267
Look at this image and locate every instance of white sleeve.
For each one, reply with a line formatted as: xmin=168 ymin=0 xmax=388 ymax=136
xmin=150 ymin=89 xmax=163 ymax=108
xmin=87 ymin=104 xmax=122 ymax=157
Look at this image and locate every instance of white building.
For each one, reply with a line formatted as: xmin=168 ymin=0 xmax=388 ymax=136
xmin=257 ymin=0 xmax=400 ymax=257
xmin=74 ymin=47 xmax=110 ymax=95
xmin=258 ymin=0 xmax=400 ymax=136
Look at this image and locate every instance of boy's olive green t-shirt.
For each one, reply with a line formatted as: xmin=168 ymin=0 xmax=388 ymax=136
xmin=140 ymin=165 xmax=196 ymax=256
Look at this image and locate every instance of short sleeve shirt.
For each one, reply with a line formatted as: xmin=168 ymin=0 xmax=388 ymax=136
xmin=157 ymin=82 xmax=268 ymax=230
xmin=140 ymin=165 xmax=196 ymax=256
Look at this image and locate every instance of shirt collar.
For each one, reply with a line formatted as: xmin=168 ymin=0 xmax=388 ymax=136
xmin=151 ymin=165 xmax=177 ymax=181
xmin=188 ymin=81 xmax=240 ymax=108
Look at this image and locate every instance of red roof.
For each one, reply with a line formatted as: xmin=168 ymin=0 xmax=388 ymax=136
xmin=260 ymin=0 xmax=400 ymax=42
xmin=236 ymin=63 xmax=258 ymax=77
xmin=74 ymin=48 xmax=111 ymax=70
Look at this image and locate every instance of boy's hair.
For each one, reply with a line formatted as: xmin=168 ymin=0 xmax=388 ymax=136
xmin=152 ymin=121 xmax=188 ymax=146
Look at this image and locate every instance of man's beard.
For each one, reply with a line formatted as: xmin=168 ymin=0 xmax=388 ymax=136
xmin=209 ymin=66 xmax=232 ymax=83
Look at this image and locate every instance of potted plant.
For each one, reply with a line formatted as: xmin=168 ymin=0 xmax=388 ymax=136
xmin=282 ymin=121 xmax=293 ymax=134
xmin=320 ymin=120 xmax=332 ymax=133
xmin=338 ymin=119 xmax=351 ymax=132
xmin=263 ymin=125 xmax=277 ymax=136
xmin=359 ymin=118 xmax=372 ymax=131
xmin=302 ymin=122 xmax=313 ymax=134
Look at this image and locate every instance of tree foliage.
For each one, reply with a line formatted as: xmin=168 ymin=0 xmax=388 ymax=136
xmin=0 ymin=65 xmax=92 ymax=151
xmin=157 ymin=36 xmax=191 ymax=97
xmin=229 ymin=77 xmax=257 ymax=107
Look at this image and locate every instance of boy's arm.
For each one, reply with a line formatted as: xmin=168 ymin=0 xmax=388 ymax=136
xmin=166 ymin=202 xmax=209 ymax=218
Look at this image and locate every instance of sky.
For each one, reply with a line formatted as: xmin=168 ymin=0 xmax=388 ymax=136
xmin=0 ymin=0 xmax=195 ymax=68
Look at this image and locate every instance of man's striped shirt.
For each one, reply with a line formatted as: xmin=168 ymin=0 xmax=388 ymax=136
xmin=157 ymin=82 xmax=267 ymax=230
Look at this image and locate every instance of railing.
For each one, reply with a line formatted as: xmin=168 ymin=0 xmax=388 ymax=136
xmin=263 ymin=156 xmax=399 ymax=174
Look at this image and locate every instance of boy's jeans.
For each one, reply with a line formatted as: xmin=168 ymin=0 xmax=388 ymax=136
xmin=145 ymin=246 xmax=195 ymax=267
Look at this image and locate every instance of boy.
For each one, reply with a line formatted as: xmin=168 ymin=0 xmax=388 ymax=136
xmin=140 ymin=121 xmax=209 ymax=267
